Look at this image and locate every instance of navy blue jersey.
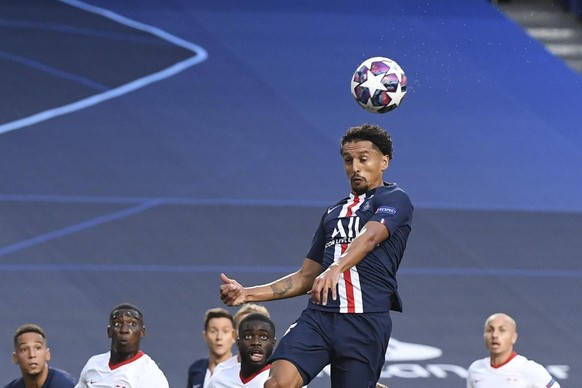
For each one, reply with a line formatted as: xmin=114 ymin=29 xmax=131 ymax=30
xmin=4 ymin=367 xmax=76 ymax=388
xmin=306 ymin=182 xmax=413 ymax=313
xmin=187 ymin=357 xmax=209 ymax=388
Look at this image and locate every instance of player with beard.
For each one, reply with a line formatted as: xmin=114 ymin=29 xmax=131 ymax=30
xmin=5 ymin=324 xmax=76 ymax=388
xmin=75 ymin=303 xmax=169 ymax=388
xmin=220 ymin=124 xmax=413 ymax=388
xmin=206 ymin=314 xmax=276 ymax=388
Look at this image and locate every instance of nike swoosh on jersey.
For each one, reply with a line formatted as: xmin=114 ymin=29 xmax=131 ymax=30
xmin=327 ymin=204 xmax=342 ymax=213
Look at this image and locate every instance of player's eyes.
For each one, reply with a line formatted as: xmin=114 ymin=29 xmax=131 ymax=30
xmin=113 ymin=321 xmax=138 ymax=328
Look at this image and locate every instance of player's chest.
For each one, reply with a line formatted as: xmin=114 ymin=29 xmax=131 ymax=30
xmin=471 ymin=370 xmax=533 ymax=387
xmin=84 ymin=369 xmax=135 ymax=388
xmin=324 ymin=201 xmax=375 ymax=239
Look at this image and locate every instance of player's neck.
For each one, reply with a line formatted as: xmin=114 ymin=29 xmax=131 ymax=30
xmin=110 ymin=350 xmax=140 ymax=365
xmin=490 ymin=351 xmax=517 ymax=367
xmin=22 ymin=367 xmax=48 ymax=388
xmin=240 ymin=362 xmax=269 ymax=380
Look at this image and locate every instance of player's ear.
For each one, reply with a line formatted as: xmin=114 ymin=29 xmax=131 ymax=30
xmin=46 ymin=347 xmax=51 ymax=361
xmin=381 ymin=154 xmax=389 ymax=171
xmin=107 ymin=326 xmax=112 ymax=339
xmin=140 ymin=325 xmax=146 ymax=338
xmin=12 ymin=352 xmax=17 ymax=365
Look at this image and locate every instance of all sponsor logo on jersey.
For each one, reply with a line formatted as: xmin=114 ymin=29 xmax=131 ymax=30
xmin=326 ymin=217 xmax=362 ymax=248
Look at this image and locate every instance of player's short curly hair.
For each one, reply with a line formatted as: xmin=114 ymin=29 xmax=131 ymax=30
xmin=340 ymin=123 xmax=393 ymax=159
xmin=13 ymin=324 xmax=46 ymax=347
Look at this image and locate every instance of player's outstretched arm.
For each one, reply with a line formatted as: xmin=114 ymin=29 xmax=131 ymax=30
xmin=220 ymin=259 xmax=322 ymax=306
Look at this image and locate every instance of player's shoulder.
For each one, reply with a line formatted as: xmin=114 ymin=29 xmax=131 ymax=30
xmin=139 ymin=355 xmax=169 ymax=387
xmin=377 ymin=182 xmax=411 ymax=200
xmin=521 ymin=355 xmax=551 ymax=373
xmin=49 ymin=367 xmax=77 ymax=385
xmin=215 ymin=355 xmax=238 ymax=373
xmin=3 ymin=378 xmax=22 ymax=388
xmin=85 ymin=351 xmax=110 ymax=365
xmin=467 ymin=356 xmax=489 ymax=371
xmin=188 ymin=357 xmax=210 ymax=371
xmin=371 ymin=183 xmax=413 ymax=215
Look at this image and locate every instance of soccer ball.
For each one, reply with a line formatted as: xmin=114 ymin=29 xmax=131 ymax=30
xmin=351 ymin=57 xmax=407 ymax=113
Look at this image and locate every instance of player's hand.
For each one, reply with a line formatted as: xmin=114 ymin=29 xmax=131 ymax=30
xmin=309 ymin=263 xmax=341 ymax=305
xmin=219 ymin=273 xmax=246 ymax=306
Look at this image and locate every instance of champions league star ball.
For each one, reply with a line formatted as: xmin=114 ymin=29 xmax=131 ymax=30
xmin=351 ymin=56 xmax=408 ymax=113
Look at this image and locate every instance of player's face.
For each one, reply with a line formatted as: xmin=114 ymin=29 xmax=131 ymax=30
xmin=108 ymin=309 xmax=145 ymax=357
xmin=341 ymin=140 xmax=389 ymax=195
xmin=483 ymin=315 xmax=517 ymax=358
xmin=203 ymin=317 xmax=235 ymax=358
xmin=237 ymin=320 xmax=275 ymax=372
xmin=12 ymin=332 xmax=50 ymax=378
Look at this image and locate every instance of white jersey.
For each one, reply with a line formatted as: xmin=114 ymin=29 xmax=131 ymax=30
xmin=75 ymin=351 xmax=169 ymax=388
xmin=206 ymin=361 xmax=270 ymax=388
xmin=466 ymin=353 xmax=560 ymax=388
xmin=215 ymin=354 xmax=239 ymax=370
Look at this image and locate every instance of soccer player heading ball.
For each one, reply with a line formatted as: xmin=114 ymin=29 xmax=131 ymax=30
xmin=220 ymin=123 xmax=413 ymax=388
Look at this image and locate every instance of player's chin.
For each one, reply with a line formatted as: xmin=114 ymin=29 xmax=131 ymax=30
xmin=350 ymin=182 xmax=368 ymax=195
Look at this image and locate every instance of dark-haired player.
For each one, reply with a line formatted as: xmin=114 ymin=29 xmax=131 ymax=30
xmin=187 ymin=307 xmax=236 ymax=388
xmin=75 ymin=303 xmax=169 ymax=388
xmin=220 ymin=123 xmax=413 ymax=388
xmin=207 ymin=313 xmax=276 ymax=388
xmin=5 ymin=324 xmax=76 ymax=388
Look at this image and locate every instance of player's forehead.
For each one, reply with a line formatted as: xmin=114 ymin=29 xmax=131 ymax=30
xmin=110 ymin=308 xmax=142 ymax=322
xmin=485 ymin=315 xmax=514 ymax=330
xmin=16 ymin=332 xmax=45 ymax=346
xmin=239 ymin=320 xmax=272 ymax=335
xmin=341 ymin=140 xmax=378 ymax=156
xmin=207 ymin=317 xmax=234 ymax=330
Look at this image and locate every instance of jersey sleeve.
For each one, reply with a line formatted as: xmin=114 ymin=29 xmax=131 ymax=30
xmin=74 ymin=364 xmax=88 ymax=388
xmin=368 ymin=188 xmax=413 ymax=236
xmin=140 ymin=367 xmax=169 ymax=388
xmin=305 ymin=210 xmax=327 ymax=263
xmin=465 ymin=361 xmax=476 ymax=388
xmin=527 ymin=361 xmax=560 ymax=388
